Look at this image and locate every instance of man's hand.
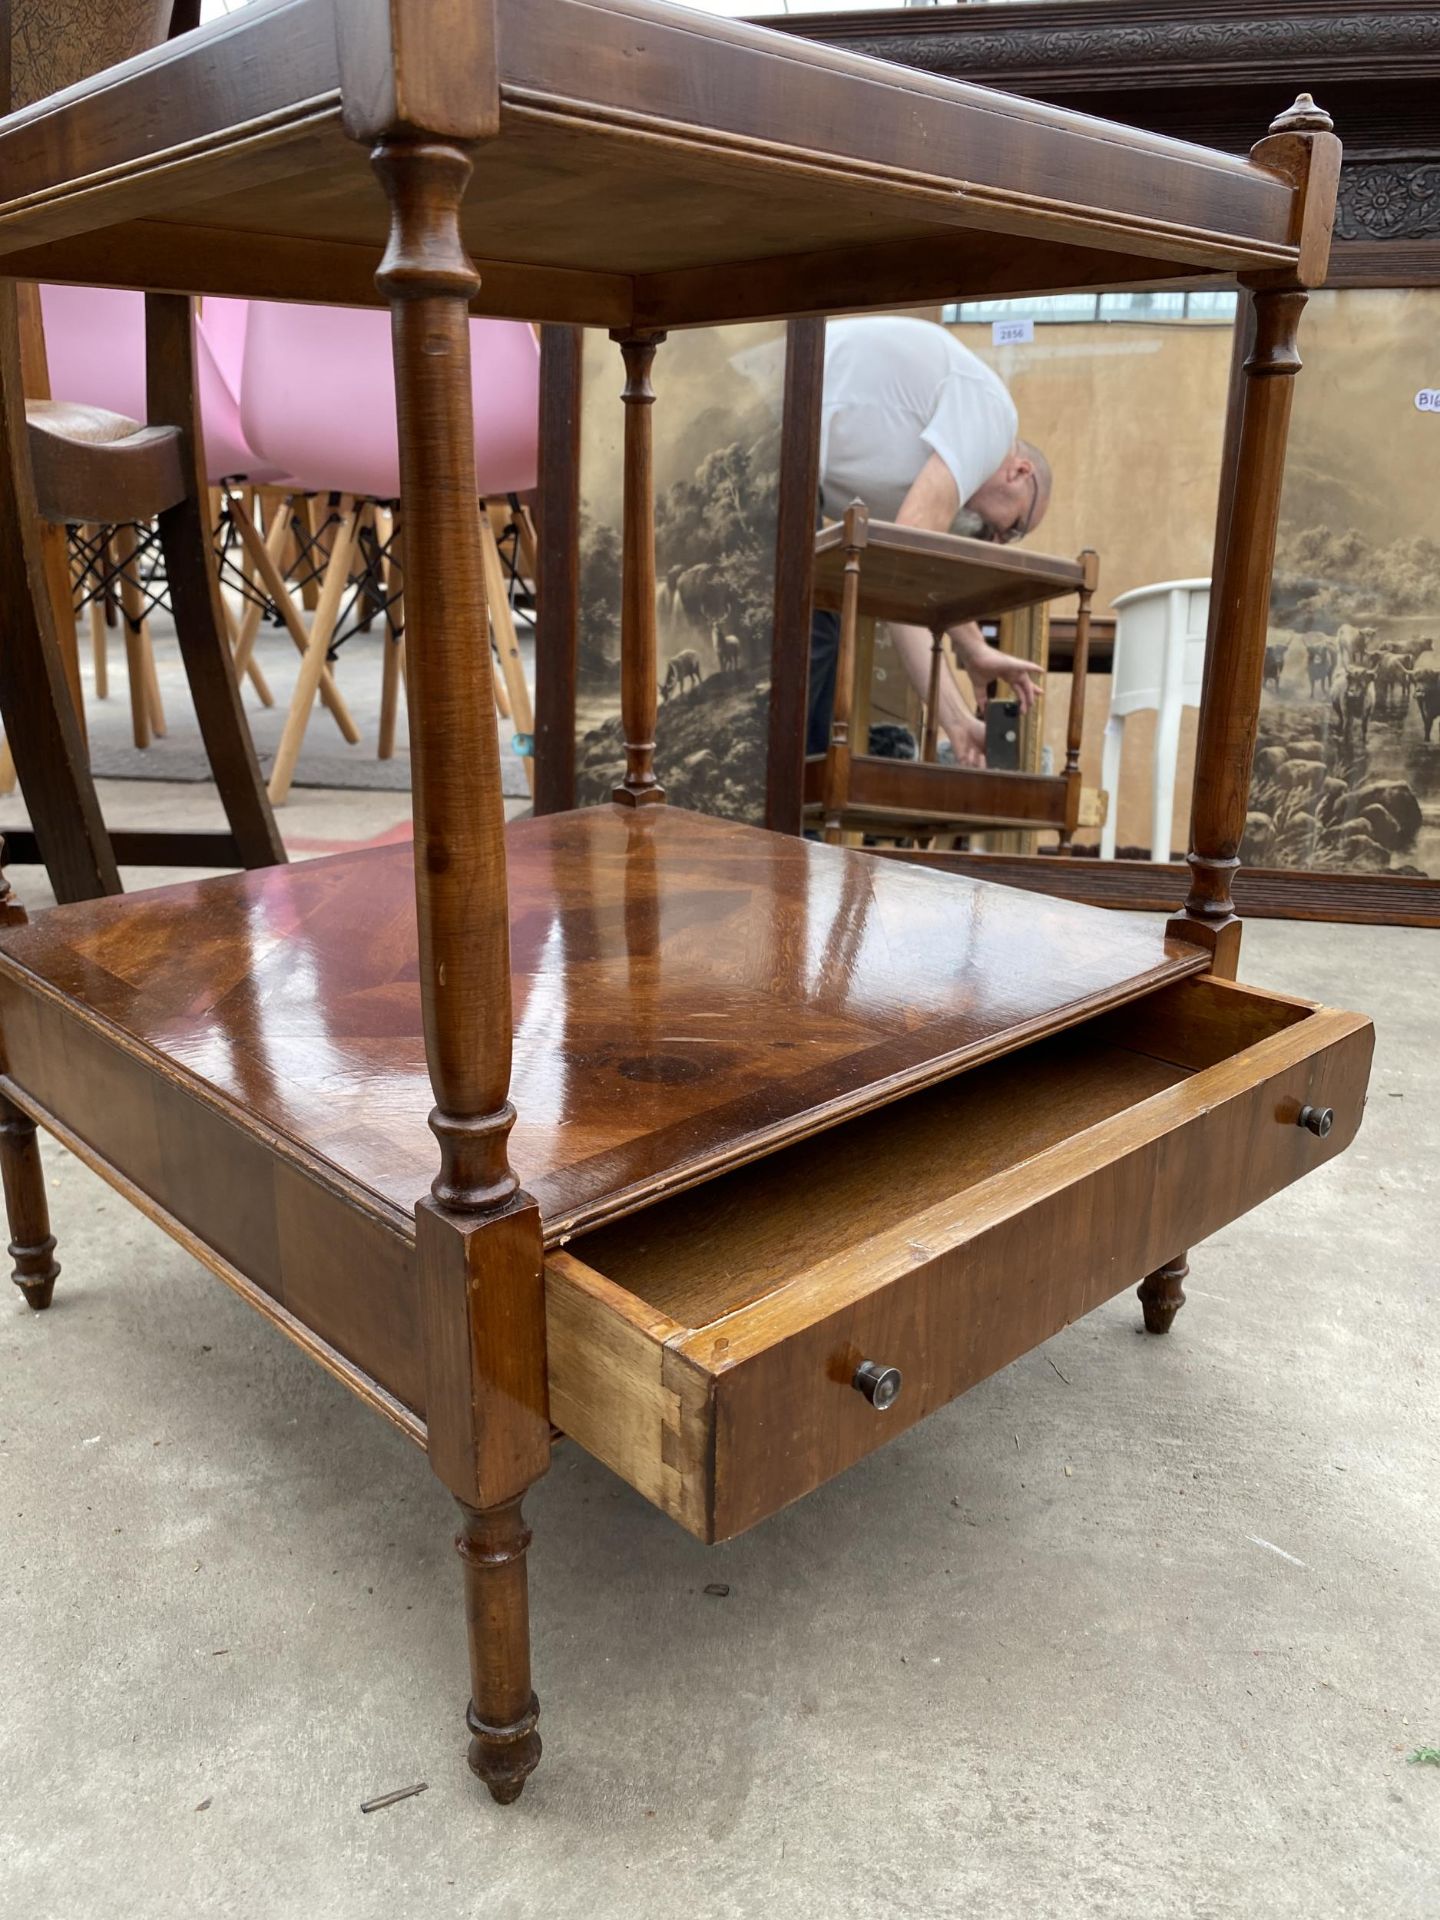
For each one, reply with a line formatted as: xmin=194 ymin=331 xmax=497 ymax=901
xmin=947 ymin=711 xmax=986 ymax=767
xmin=949 ymin=621 xmax=1041 ymax=714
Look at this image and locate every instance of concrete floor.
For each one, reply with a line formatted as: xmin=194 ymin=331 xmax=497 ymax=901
xmin=1 ymin=794 xmax=1437 ymax=1920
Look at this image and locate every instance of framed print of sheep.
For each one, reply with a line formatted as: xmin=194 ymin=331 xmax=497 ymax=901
xmin=1252 ymin=289 xmax=1440 ymax=885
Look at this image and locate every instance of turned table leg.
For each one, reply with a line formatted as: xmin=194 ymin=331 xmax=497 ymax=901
xmin=456 ymin=1497 xmax=541 ymax=1805
xmin=1138 ymin=1254 xmax=1188 ymax=1335
xmin=0 ymin=1094 xmax=60 ymax=1312
xmin=368 ymin=124 xmax=552 ymax=1804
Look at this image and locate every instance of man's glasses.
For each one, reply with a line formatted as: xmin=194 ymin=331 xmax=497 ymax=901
xmin=980 ymin=468 xmax=1040 ymax=546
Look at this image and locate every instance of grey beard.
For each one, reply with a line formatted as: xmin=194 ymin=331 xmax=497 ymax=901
xmin=951 ymin=507 xmax=986 ymax=538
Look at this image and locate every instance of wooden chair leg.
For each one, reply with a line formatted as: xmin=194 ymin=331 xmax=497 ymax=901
xmin=142 ymin=624 xmax=168 ymax=739
xmin=114 ymin=524 xmax=152 ymax=750
xmin=480 ymin=511 xmax=535 ymax=795
xmin=0 ymin=1093 xmax=60 ymax=1313
xmin=229 ymin=490 xmax=360 ymax=744
xmin=86 ymin=525 xmax=110 ymax=700
xmin=220 ymin=588 xmax=275 ymax=708
xmin=298 ymin=496 xmax=323 ymax=612
xmin=378 ymin=635 xmax=403 ymax=760
xmin=116 ymin=526 xmax=167 ymax=748
xmin=144 ymin=296 xmax=286 ymax=871
xmin=513 ymin=501 xmax=539 ymax=590
xmin=229 ymin=492 xmax=288 ymax=681
xmin=456 ymin=1497 xmax=542 ymax=1805
xmin=267 ymin=499 xmax=358 ymax=805
xmin=115 ymin=521 xmax=166 ymax=745
xmin=1138 ymin=1254 xmax=1188 ymax=1334
xmin=40 ymin=521 xmax=87 ymax=748
xmin=215 ymin=496 xmax=275 ymax=708
xmin=377 ymin=519 xmax=405 ymax=762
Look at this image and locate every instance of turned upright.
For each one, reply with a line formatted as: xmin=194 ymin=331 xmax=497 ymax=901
xmin=340 ymin=9 xmax=550 ymax=1803
xmin=1152 ymin=93 xmax=1341 ymax=1325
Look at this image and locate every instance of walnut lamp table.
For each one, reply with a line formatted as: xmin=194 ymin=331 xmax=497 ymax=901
xmin=0 ymin=1 xmax=1369 ymax=1807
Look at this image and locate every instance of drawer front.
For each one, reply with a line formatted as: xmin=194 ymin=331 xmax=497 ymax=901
xmin=699 ymin=1008 xmax=1371 ymax=1539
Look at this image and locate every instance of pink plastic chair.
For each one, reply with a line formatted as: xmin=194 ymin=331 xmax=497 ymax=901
xmin=240 ymin=301 xmax=539 ymax=503
xmin=39 ymin=284 xmax=285 ymax=485
xmin=239 ymin=301 xmax=540 ymax=802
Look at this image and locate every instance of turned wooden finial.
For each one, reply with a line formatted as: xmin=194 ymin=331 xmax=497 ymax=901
xmin=1269 ymin=93 xmax=1333 ymax=136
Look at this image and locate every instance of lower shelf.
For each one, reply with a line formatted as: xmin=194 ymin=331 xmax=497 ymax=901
xmin=803 ymin=752 xmax=1073 ymax=832
xmin=546 ymin=974 xmax=1372 ymax=1542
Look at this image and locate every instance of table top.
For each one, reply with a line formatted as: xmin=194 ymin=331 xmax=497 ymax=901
xmin=0 ymin=806 xmax=1207 ymax=1240
xmin=0 ymin=0 xmax=1302 ymax=326
xmin=813 ymin=518 xmax=1088 ymax=629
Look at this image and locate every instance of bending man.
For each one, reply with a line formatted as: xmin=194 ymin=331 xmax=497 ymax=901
xmin=811 ymin=315 xmax=1052 ymax=765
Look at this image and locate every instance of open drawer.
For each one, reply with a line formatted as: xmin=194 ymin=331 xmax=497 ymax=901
xmin=545 ymin=976 xmax=1372 ymax=1543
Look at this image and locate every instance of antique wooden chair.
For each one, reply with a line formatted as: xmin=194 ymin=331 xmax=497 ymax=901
xmin=0 ymin=1 xmax=1366 ymax=1813
xmin=0 ymin=0 xmax=281 ymax=901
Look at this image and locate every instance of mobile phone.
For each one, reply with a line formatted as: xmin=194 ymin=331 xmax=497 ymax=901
xmin=985 ymin=697 xmax=1022 ymax=770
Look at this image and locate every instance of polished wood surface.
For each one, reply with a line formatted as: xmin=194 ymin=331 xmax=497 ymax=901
xmin=812 ymin=519 xmax=1086 ymax=630
xmin=0 ymin=805 xmax=1212 ymax=1239
xmin=0 ymin=0 xmax=1306 ymax=330
xmin=552 ymin=976 xmax=1373 ymax=1540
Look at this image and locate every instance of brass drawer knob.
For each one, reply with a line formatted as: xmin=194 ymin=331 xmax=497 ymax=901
xmin=853 ymin=1360 xmax=902 ymax=1410
xmin=1298 ymin=1104 xmax=1334 ymax=1138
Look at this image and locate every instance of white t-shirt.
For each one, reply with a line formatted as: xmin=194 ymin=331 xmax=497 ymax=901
xmin=819 ymin=316 xmax=1018 ymax=524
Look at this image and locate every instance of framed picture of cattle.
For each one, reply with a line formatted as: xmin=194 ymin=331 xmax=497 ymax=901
xmin=1250 ymin=289 xmax=1440 ymax=892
